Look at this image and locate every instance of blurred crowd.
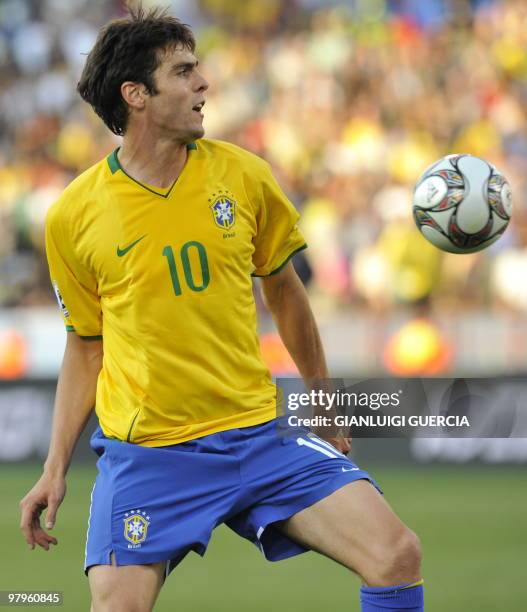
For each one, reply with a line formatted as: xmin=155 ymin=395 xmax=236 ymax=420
xmin=1 ymin=0 xmax=527 ymax=318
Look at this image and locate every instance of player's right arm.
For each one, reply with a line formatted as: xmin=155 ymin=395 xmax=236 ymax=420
xmin=20 ymin=195 xmax=103 ymax=551
xmin=19 ymin=332 xmax=102 ymax=550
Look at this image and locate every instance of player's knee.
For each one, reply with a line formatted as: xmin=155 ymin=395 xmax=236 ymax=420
xmin=89 ymin=569 xmax=156 ymax=612
xmin=371 ymin=528 xmax=422 ymax=586
xmin=91 ymin=589 xmax=153 ymax=612
xmin=92 ymin=600 xmax=150 ymax=612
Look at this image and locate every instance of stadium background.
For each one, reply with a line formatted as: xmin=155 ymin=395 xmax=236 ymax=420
xmin=1 ymin=0 xmax=526 ymax=610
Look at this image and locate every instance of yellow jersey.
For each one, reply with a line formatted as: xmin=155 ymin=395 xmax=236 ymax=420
xmin=45 ymin=139 xmax=306 ymax=446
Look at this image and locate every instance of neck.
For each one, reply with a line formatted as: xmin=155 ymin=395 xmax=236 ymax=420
xmin=118 ymin=128 xmax=190 ymax=189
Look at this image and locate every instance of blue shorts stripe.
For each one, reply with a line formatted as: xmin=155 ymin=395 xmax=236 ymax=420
xmin=296 ymin=437 xmax=341 ymax=458
xmin=84 ymin=482 xmax=96 ymax=570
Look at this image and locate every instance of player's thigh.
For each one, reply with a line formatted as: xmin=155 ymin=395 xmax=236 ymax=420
xmin=88 ymin=559 xmax=165 ymax=612
xmin=277 ymin=479 xmax=421 ymax=583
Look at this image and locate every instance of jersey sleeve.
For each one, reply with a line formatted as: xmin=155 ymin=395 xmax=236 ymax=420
xmin=251 ymin=162 xmax=307 ymax=276
xmin=45 ymin=203 xmax=103 ymax=338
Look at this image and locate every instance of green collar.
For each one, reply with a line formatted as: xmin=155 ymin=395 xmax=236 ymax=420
xmin=106 ymin=142 xmax=198 ymax=198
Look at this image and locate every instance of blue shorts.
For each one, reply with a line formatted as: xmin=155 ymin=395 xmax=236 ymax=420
xmin=85 ymin=419 xmax=380 ymax=575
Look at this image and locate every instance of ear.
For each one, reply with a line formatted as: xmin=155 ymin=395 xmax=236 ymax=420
xmin=121 ymin=81 xmax=148 ymax=110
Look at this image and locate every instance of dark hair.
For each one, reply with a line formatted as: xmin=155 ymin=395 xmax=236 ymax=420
xmin=77 ymin=6 xmax=195 ymax=135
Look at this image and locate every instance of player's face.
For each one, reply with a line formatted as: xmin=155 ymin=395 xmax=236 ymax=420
xmin=145 ymin=44 xmax=209 ymax=142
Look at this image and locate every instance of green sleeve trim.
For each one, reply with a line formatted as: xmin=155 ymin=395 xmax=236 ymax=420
xmin=65 ymin=326 xmax=102 ymax=341
xmin=252 ymin=243 xmax=307 ymax=277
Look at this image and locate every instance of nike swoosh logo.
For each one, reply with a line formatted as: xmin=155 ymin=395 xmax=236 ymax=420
xmin=342 ymin=467 xmax=360 ymax=472
xmin=117 ymin=235 xmax=147 ymax=257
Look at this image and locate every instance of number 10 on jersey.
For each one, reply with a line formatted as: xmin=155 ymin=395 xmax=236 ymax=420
xmin=162 ymin=241 xmax=210 ymax=295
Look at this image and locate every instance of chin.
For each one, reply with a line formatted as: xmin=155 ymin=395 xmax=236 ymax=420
xmin=188 ymin=125 xmax=205 ymax=141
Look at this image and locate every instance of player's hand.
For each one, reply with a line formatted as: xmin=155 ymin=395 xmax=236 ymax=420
xmin=326 ymin=434 xmax=352 ymax=454
xmin=19 ymin=474 xmax=66 ymax=550
xmin=314 ymin=426 xmax=352 ymax=454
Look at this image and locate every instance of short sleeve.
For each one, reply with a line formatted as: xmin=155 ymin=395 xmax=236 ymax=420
xmin=251 ymin=162 xmax=307 ymax=276
xmin=45 ymin=204 xmax=102 ymax=337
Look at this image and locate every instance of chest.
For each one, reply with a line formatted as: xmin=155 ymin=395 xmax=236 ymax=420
xmin=80 ymin=177 xmax=258 ymax=298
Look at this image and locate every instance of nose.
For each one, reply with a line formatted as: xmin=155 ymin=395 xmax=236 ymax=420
xmin=196 ymin=71 xmax=209 ymax=93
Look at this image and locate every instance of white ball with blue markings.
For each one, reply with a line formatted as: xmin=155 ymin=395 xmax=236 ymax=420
xmin=412 ymin=154 xmax=512 ymax=254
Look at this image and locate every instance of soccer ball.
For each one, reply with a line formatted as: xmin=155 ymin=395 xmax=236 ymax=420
xmin=412 ymin=154 xmax=512 ymax=254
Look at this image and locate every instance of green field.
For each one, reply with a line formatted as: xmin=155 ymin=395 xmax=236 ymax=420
xmin=2 ymin=464 xmax=525 ymax=611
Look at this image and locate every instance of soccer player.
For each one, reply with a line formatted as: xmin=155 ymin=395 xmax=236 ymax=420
xmin=20 ymin=8 xmax=424 ymax=612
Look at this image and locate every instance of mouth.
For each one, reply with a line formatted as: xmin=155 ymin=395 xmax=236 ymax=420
xmin=192 ymin=101 xmax=205 ymax=117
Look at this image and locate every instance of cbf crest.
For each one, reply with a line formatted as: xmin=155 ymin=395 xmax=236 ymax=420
xmin=123 ymin=509 xmax=150 ymax=548
xmin=209 ymin=190 xmax=236 ymax=230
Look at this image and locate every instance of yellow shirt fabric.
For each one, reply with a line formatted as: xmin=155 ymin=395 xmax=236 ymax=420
xmin=45 ymin=139 xmax=306 ymax=446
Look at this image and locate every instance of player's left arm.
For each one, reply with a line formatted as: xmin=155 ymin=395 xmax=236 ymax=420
xmin=261 ymin=262 xmax=351 ymax=453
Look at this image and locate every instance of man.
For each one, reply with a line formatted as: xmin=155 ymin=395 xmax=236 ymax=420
xmin=20 ymin=8 xmax=424 ymax=612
